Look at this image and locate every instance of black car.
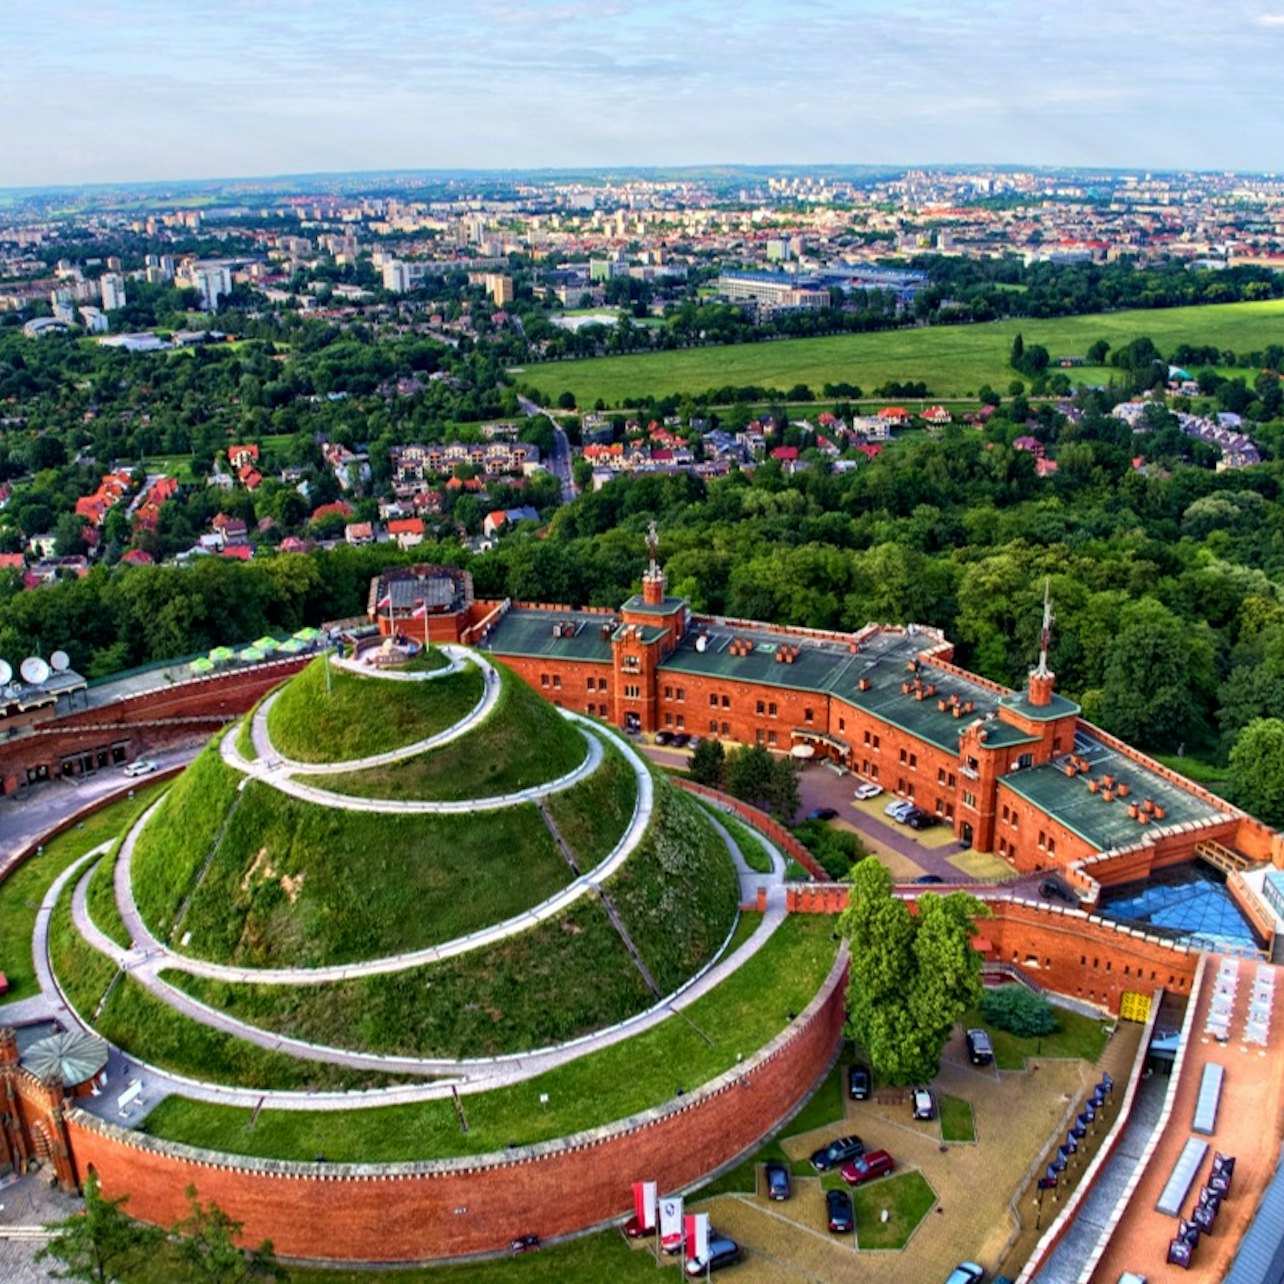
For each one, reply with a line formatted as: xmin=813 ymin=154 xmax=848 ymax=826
xmin=913 ymin=874 xmax=945 ymax=885
xmin=805 ymin=807 xmax=838 ymax=822
xmin=966 ymin=1028 xmax=995 ymax=1066
xmin=764 ymin=1160 xmax=791 ymax=1200
xmin=826 ymin=1188 xmax=855 ymax=1234
xmin=848 ymin=1065 xmax=871 ymax=1100
xmin=1040 ymin=878 xmax=1077 ymax=905
xmin=654 ymin=730 xmax=673 ymax=746
xmin=810 ymin=1135 xmax=865 ymax=1171
xmin=906 ymin=808 xmax=939 ymax=830
xmin=671 ymin=732 xmax=690 ymax=748
xmin=685 ymin=1234 xmax=742 ymax=1275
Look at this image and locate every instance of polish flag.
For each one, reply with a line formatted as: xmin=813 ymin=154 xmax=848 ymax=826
xmin=658 ymin=1196 xmax=683 ymax=1251
xmin=411 ymin=598 xmax=428 ymax=619
xmin=631 ymin=1180 xmax=657 ymax=1230
xmin=684 ymin=1212 xmax=709 ymax=1263
xmin=376 ymin=594 xmax=392 ymax=609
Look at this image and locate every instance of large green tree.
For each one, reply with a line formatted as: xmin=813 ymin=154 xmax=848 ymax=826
xmin=171 ymin=1184 xmax=287 ymax=1284
xmin=839 ymin=857 xmax=986 ymax=1085
xmin=1229 ymin=719 xmax=1284 ymax=827
xmin=37 ymin=1171 xmax=163 ymax=1284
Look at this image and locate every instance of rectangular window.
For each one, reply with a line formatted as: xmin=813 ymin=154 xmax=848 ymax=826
xmin=838 ymin=717 xmax=845 ymax=732
xmin=624 ymin=684 xmax=640 ymax=699
xmin=873 ymin=735 xmax=881 ymax=750
xmin=804 ymin=708 xmax=814 ymax=723
xmin=768 ymin=702 xmax=777 ymax=716
xmin=722 ymin=695 xmax=731 ymax=709
xmin=962 ymin=790 xmax=977 ymax=809
xmin=909 ymin=753 xmax=917 ymax=769
xmin=710 ymin=719 xmax=718 ymax=733
xmin=768 ymin=731 xmax=777 ymax=746
xmin=664 ymin=685 xmax=672 ymax=699
xmin=721 ymin=721 xmax=730 ymax=735
xmin=756 ymin=729 xmax=765 ymax=745
xmin=870 ymin=764 xmax=879 ymax=780
xmin=709 ymin=693 xmax=718 ymax=707
xmin=676 ymin=687 xmax=685 ymax=702
xmin=676 ymin=715 xmax=684 ymax=729
xmin=1017 ymin=752 xmax=1034 ymax=770
xmin=938 ymin=768 xmax=946 ymax=785
xmin=665 ymin=713 xmax=673 ymax=726
xmin=756 ymin=700 xmax=765 ymax=715
xmin=863 ymin=730 xmax=871 ymax=746
xmin=553 ymin=675 xmax=561 ymax=689
xmin=899 ymin=748 xmax=908 ymax=764
xmin=540 ymin=674 xmax=549 ymax=687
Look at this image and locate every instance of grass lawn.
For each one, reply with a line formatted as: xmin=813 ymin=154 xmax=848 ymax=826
xmin=1152 ymin=752 xmax=1231 ymax=793
xmin=400 ymin=647 xmax=450 ymax=672
xmin=164 ymin=787 xmax=573 ymax=967
xmin=699 ymin=803 xmax=773 ymax=875
xmin=48 ymin=888 xmax=398 ymax=1092
xmin=143 ymin=915 xmax=838 ymax=1163
xmin=85 ymin=847 xmax=131 ymax=949
xmin=322 ymin=672 xmax=586 ymax=801
xmin=851 ymin=1170 xmax=936 ymax=1250
xmin=938 ymin=1093 xmax=976 ymax=1143
xmin=785 ymin=858 xmax=813 ymax=882
xmin=606 ymin=782 xmax=740 ymax=994
xmin=167 ymin=893 xmax=657 ymax=1059
xmin=963 ymin=1006 xmax=1111 ymax=1071
xmin=544 ymin=733 xmax=639 ymax=866
xmin=540 ymin=298 xmax=1284 ymax=405
xmin=266 ymin=657 xmax=484 ymax=764
xmin=125 ymin=1229 xmax=660 ymax=1284
xmin=0 ymin=784 xmax=166 ymax=1002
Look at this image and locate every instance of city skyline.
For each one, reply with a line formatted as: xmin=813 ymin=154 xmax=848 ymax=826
xmin=5 ymin=0 xmax=1284 ymax=187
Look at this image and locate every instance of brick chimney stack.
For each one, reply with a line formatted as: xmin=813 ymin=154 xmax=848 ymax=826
xmin=642 ymin=517 xmax=665 ymax=606
xmin=1029 ymin=578 xmax=1055 ymax=707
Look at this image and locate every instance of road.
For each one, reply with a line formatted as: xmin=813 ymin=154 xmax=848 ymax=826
xmin=518 ymin=394 xmax=576 ymax=503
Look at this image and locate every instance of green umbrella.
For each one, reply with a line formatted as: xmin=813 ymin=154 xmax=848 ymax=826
xmin=277 ymin=638 xmax=304 ymax=654
xmin=189 ymin=657 xmax=215 ymax=674
xmin=208 ymin=646 xmax=235 ymax=663
xmin=239 ymin=646 xmax=265 ymax=663
xmin=293 ymin=626 xmax=323 ymax=642
xmin=252 ymin=635 xmax=279 ymax=653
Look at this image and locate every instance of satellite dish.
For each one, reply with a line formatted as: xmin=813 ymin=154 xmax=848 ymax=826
xmin=50 ymin=650 xmax=70 ymax=673
xmin=0 ymin=659 xmax=10 ymax=686
xmin=20 ymin=656 xmax=50 ymax=685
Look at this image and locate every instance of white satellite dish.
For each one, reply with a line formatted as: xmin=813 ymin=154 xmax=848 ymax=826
xmin=20 ymin=656 xmax=50 ymax=685
xmin=0 ymin=660 xmax=10 ymax=686
xmin=50 ymin=650 xmax=70 ymax=673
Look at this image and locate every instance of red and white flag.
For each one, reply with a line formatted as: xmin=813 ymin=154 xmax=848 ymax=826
xmin=658 ymin=1195 xmax=683 ymax=1251
xmin=376 ymin=593 xmax=392 ymax=609
xmin=684 ymin=1212 xmax=709 ymax=1263
xmin=411 ymin=598 xmax=428 ymax=619
xmin=631 ymin=1180 xmax=657 ymax=1230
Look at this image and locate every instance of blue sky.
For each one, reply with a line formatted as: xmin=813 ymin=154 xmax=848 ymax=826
xmin=5 ymin=0 xmax=1283 ymax=186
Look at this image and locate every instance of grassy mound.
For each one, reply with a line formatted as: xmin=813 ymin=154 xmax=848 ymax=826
xmin=265 ymin=656 xmax=484 ymax=764
xmin=606 ymin=778 xmax=740 ymax=994
xmin=169 ymin=895 xmax=656 ymax=1059
xmin=322 ymin=669 xmax=587 ymax=802
xmin=545 ymin=735 xmax=638 ymax=866
xmin=148 ymin=784 xmax=573 ymax=967
xmin=130 ymin=744 xmax=244 ymax=938
xmin=143 ymin=916 xmax=838 ymax=1163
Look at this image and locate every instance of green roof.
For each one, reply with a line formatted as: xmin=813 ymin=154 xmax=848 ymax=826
xmin=484 ymin=607 xmax=614 ymax=664
xmin=621 ymin=593 xmax=687 ymax=616
xmin=1000 ymin=689 xmax=1081 ymax=722
xmin=1000 ymin=731 xmax=1228 ymax=853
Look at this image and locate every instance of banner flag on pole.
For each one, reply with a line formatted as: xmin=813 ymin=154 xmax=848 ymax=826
xmin=376 ymin=594 xmax=392 ymax=609
xmin=684 ymin=1212 xmax=709 ymax=1262
xmin=412 ymin=598 xmax=428 ymax=619
xmin=632 ymin=1181 xmax=657 ymax=1230
xmin=658 ymin=1196 xmax=683 ymax=1251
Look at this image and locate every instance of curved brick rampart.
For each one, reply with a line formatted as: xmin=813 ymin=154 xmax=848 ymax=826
xmin=63 ymin=950 xmax=847 ymax=1262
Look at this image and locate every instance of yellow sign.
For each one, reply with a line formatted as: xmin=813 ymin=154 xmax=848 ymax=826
xmin=1119 ymin=991 xmax=1152 ymax=1023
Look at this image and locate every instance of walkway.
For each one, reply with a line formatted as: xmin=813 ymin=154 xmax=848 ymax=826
xmin=115 ymin=716 xmax=648 ymax=982
xmin=328 ymin=648 xmax=469 ymax=683
xmin=24 ymin=797 xmax=791 ymax=1114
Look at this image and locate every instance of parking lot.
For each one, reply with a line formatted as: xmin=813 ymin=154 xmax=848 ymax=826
xmin=684 ymin=1027 xmax=1104 ymax=1282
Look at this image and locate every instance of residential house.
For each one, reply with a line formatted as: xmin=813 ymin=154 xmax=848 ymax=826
xmin=344 ymin=521 xmax=375 ymax=546
xmin=388 ymin=516 xmax=426 ymax=549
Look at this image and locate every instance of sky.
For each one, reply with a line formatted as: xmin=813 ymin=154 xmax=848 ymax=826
xmin=4 ymin=0 xmax=1284 ymax=187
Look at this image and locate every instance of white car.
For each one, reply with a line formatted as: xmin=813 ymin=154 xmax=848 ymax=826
xmin=123 ymin=758 xmax=158 ymax=778
xmin=853 ymin=781 xmax=883 ymax=801
xmin=884 ymin=799 xmax=916 ymax=822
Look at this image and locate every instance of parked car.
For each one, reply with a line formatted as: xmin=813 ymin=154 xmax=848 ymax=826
xmin=687 ymin=736 xmax=702 ymax=752
xmin=671 ymin=733 xmax=691 ymax=748
xmin=848 ymin=1065 xmax=871 ymax=1100
xmin=810 ymin=1135 xmax=865 ymax=1171
xmin=509 ymin=1234 xmax=541 ymax=1254
xmin=805 ymin=807 xmax=838 ymax=822
xmin=911 ymin=1087 xmax=936 ymax=1121
xmin=841 ymin=1148 xmax=895 ymax=1186
xmin=123 ymin=758 xmax=158 ymax=777
xmin=966 ymin=1028 xmax=995 ymax=1066
xmin=1040 ymin=878 xmax=1077 ymax=905
xmin=884 ymin=799 xmax=916 ymax=823
xmin=906 ymin=808 xmax=939 ymax=830
xmin=685 ymin=1233 xmax=742 ymax=1275
xmin=654 ymin=730 xmax=673 ymax=746
xmin=826 ymin=1188 xmax=855 ymax=1234
xmin=913 ymin=874 xmax=945 ymax=885
xmin=764 ymin=1160 xmax=792 ymax=1201
xmin=945 ymin=1264 xmax=985 ymax=1284
xmin=853 ymin=780 xmax=883 ymax=801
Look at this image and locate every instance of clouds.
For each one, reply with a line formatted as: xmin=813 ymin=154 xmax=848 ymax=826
xmin=2 ymin=0 xmax=1282 ymax=184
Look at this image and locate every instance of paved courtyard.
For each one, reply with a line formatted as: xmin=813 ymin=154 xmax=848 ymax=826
xmin=0 ymin=1171 xmax=80 ymax=1284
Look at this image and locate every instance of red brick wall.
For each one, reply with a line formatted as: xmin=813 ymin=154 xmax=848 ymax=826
xmin=63 ymin=957 xmax=846 ymax=1263
xmin=674 ymin=780 xmax=827 ymax=879
xmin=487 ymin=653 xmax=614 ymax=720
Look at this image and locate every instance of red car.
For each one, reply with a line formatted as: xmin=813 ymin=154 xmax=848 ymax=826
xmin=840 ymin=1149 xmax=894 ymax=1186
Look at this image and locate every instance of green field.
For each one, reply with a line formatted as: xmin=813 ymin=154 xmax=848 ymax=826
xmin=323 ymin=672 xmax=587 ymax=801
xmin=266 ymin=657 xmax=484 ymax=764
xmin=536 ymin=299 xmax=1284 ymax=405
xmin=543 ymin=734 xmax=639 ymax=866
xmin=141 ymin=915 xmax=836 ymax=1162
xmin=0 ymin=785 xmax=166 ymax=1002
xmin=697 ymin=802 xmax=774 ymax=875
xmin=962 ymin=1004 xmax=1111 ymax=1070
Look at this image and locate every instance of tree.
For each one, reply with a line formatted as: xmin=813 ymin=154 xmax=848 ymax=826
xmin=839 ymin=857 xmax=985 ymax=1085
xmin=1229 ymin=719 xmax=1284 ymax=828
xmin=981 ymin=984 xmax=1056 ymax=1037
xmin=172 ymin=1185 xmax=287 ymax=1284
xmin=690 ymin=736 xmax=725 ymax=789
xmin=38 ymin=1170 xmax=163 ymax=1284
xmin=1087 ymin=338 xmax=1110 ymax=365
xmin=723 ymin=743 xmax=800 ymax=820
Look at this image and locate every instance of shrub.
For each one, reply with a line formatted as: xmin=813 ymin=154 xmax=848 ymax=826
xmin=980 ymin=985 xmax=1057 ymax=1037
